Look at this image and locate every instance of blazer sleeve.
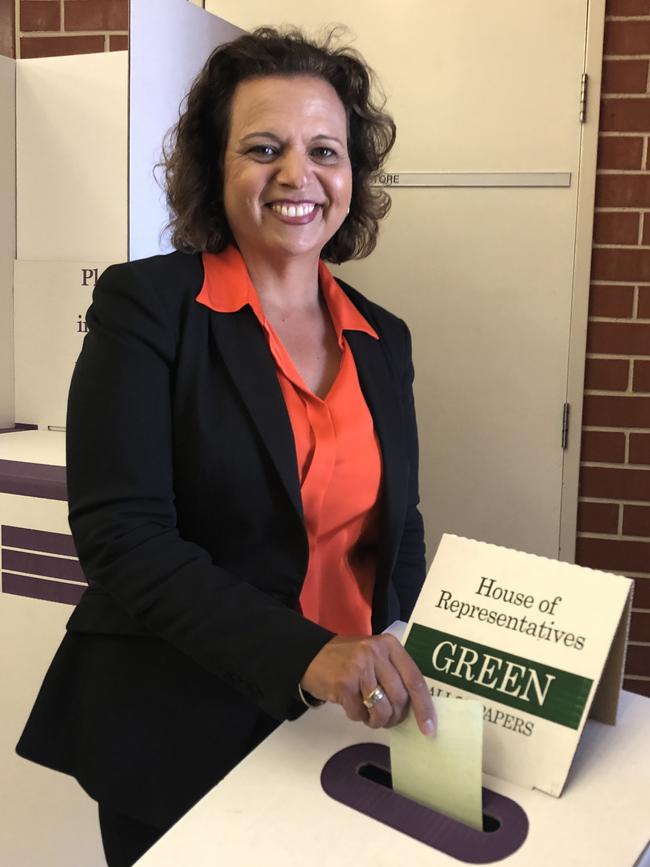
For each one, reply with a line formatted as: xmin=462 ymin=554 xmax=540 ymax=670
xmin=66 ymin=260 xmax=334 ymax=721
xmin=393 ymin=320 xmax=426 ymax=620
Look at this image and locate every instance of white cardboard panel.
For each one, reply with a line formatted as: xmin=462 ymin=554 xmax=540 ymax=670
xmin=129 ymin=0 xmax=243 ymax=259
xmin=16 ymin=52 xmax=127 ymax=262
xmin=0 ymin=56 xmax=16 ymax=428
xmin=0 ymin=453 xmax=104 ymax=865
xmin=13 ymin=261 xmax=111 ymax=429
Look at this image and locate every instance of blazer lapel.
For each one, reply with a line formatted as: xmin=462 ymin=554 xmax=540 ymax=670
xmin=345 ymin=330 xmax=408 ymax=612
xmin=209 ymin=307 xmax=304 ymax=521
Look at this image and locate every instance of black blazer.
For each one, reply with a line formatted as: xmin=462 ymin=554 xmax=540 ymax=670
xmin=17 ymin=250 xmax=425 ymax=828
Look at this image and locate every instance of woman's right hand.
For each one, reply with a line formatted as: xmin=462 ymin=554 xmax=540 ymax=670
xmin=300 ymin=633 xmax=436 ymax=735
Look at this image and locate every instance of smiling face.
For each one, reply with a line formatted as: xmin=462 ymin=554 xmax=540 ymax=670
xmin=222 ymin=75 xmax=352 ymax=264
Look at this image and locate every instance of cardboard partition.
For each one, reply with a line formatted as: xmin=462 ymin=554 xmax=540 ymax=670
xmin=129 ymin=0 xmax=243 ymax=260
xmin=0 ymin=56 xmax=15 ymax=429
xmin=13 ymin=262 xmax=112 ymax=429
xmin=16 ymin=51 xmax=128 ymax=263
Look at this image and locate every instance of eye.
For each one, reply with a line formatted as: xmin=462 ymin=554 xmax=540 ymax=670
xmin=247 ymin=144 xmax=278 ymax=160
xmin=311 ymin=146 xmax=338 ymax=162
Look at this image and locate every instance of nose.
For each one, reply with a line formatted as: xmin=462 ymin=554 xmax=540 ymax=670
xmin=275 ymin=148 xmax=310 ymax=189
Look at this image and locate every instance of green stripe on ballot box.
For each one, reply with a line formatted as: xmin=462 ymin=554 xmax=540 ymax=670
xmin=405 ymin=624 xmax=593 ymax=730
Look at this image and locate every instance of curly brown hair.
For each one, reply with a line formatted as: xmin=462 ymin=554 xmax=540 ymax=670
xmin=160 ymin=26 xmax=396 ymax=263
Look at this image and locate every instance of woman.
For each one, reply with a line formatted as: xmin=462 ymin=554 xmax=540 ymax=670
xmin=17 ymin=27 xmax=435 ymax=867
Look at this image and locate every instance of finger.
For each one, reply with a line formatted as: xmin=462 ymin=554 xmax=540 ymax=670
xmin=389 ymin=643 xmax=437 ymax=736
xmin=341 ymin=692 xmax=369 ymax=724
xmin=359 ymin=673 xmax=392 ymax=729
xmin=364 ymin=694 xmax=392 ymax=730
xmin=372 ymin=660 xmax=408 ymax=726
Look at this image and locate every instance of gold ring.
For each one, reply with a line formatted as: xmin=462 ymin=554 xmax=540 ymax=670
xmin=362 ymin=685 xmax=386 ymax=709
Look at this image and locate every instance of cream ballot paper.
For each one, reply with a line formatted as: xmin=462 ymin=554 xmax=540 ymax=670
xmin=391 ymin=697 xmax=484 ymax=829
xmin=402 ymin=534 xmax=633 ymax=797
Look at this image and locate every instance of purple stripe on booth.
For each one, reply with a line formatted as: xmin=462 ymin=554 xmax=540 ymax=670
xmin=0 ymin=424 xmax=39 ymax=434
xmin=2 ymin=525 xmax=77 ymax=557
xmin=2 ymin=571 xmax=85 ymax=606
xmin=0 ymin=460 xmax=67 ymax=501
xmin=2 ymin=548 xmax=86 ymax=583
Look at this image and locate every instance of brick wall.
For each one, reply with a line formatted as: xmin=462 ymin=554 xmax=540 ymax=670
xmin=17 ymin=0 xmax=127 ymax=58
xmin=0 ymin=0 xmax=15 ymax=57
xmin=6 ymin=1 xmax=650 ymax=693
xmin=576 ymin=0 xmax=650 ymax=697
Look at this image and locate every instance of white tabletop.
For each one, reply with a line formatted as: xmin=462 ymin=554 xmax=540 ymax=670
xmin=0 ymin=429 xmax=65 ymax=465
xmin=136 ymin=689 xmax=650 ymax=867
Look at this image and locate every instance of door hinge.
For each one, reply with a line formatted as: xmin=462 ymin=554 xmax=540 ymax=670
xmin=562 ymin=403 xmax=570 ymax=450
xmin=579 ymin=73 xmax=588 ymax=124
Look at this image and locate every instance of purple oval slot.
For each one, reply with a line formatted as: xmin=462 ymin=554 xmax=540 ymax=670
xmin=321 ymin=743 xmax=528 ymax=864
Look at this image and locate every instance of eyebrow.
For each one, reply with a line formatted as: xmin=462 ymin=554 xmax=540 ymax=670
xmin=240 ymin=131 xmax=345 ymax=146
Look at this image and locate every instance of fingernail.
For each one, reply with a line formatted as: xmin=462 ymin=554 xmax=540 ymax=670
xmin=423 ymin=718 xmax=436 ymax=736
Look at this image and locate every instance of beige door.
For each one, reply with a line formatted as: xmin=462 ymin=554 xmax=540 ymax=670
xmin=209 ymin=0 xmax=600 ymax=561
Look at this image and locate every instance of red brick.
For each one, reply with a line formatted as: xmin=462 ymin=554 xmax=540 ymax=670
xmin=109 ymin=34 xmax=127 ymax=51
xmin=64 ymin=0 xmax=128 ymax=31
xmin=20 ymin=34 xmax=104 ymax=57
xmin=587 ymin=321 xmax=650 ymax=353
xmin=20 ymin=1 xmax=60 ymax=32
xmin=583 ymin=394 xmax=650 ymax=427
xmin=576 ymin=536 xmax=650 ymax=572
xmin=597 ymin=136 xmax=644 ymax=170
xmin=632 ymin=361 xmax=650 ymax=391
xmin=577 ymin=501 xmax=620 ymax=532
xmin=629 ymin=432 xmax=650 ymax=462
xmin=603 ymin=60 xmax=649 ymax=94
xmin=630 ymin=610 xmax=650 ymax=642
xmin=624 ymin=504 xmax=650 ymax=534
xmin=593 ymin=211 xmax=639 ymax=245
xmin=600 ymin=98 xmax=650 ymax=133
xmin=596 ymin=174 xmax=650 ymax=208
xmin=580 ymin=465 xmax=650 ymax=499
xmin=638 ymin=286 xmax=650 ymax=316
xmin=607 ymin=0 xmax=650 ymax=13
xmin=592 ymin=247 xmax=650 ymax=282
xmin=624 ymin=677 xmax=650 ymax=698
xmin=0 ymin=0 xmax=16 ymax=58
xmin=625 ymin=642 xmax=650 ymax=676
xmin=632 ymin=576 xmax=650 ymax=606
xmin=589 ymin=283 xmax=635 ymax=317
xmin=604 ymin=20 xmax=650 ymax=55
xmin=585 ymin=358 xmax=630 ymax=390
xmin=581 ymin=430 xmax=627 ymax=462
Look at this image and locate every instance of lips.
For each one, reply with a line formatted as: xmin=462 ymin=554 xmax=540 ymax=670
xmin=267 ymin=200 xmax=321 ymax=225
xmin=269 ymin=201 xmax=317 ymax=218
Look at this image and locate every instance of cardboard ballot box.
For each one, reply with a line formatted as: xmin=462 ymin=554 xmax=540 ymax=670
xmin=134 ymin=685 xmax=650 ymax=867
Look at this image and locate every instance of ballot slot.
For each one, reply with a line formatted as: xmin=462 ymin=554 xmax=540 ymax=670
xmin=321 ymin=743 xmax=528 ymax=864
xmin=356 ymin=763 xmax=502 ymax=833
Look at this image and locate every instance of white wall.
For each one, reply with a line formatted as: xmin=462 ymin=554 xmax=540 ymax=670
xmin=0 ymin=55 xmax=15 ymax=428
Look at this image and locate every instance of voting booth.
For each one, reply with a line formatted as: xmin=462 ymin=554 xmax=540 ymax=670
xmin=1 ymin=3 xmax=242 ymax=864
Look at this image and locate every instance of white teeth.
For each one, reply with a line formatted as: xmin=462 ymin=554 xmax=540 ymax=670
xmin=271 ymin=202 xmax=316 ymax=218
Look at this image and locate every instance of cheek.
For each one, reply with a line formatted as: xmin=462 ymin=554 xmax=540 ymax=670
xmin=327 ymin=169 xmax=353 ymax=204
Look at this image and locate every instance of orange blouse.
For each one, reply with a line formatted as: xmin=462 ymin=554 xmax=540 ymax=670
xmin=196 ymin=247 xmax=383 ymax=636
